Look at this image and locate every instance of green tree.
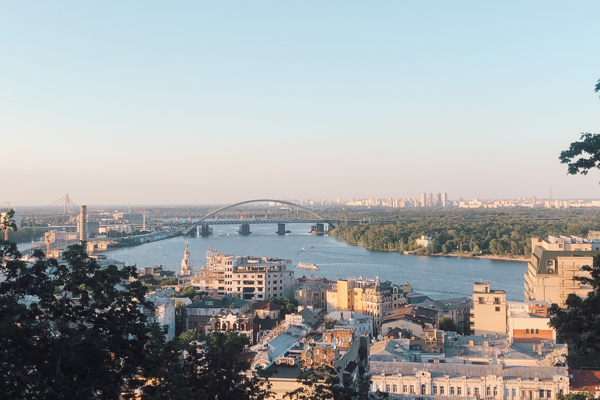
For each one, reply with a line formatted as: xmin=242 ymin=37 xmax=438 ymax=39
xmin=0 ymin=240 xmax=152 ymax=399
xmin=557 ymin=389 xmax=595 ymax=400
xmin=160 ymin=276 xmax=178 ymax=286
xmin=285 ymin=366 xmax=388 ymax=400
xmin=559 ymin=80 xmax=600 ymax=175
xmin=175 ymin=302 xmax=188 ymax=336
xmin=268 ymin=297 xmax=299 ymax=316
xmin=1 ymin=208 xmax=18 ymax=240
xmin=549 ymin=256 xmax=600 ymax=368
xmin=178 ymin=329 xmax=202 ymax=345
xmin=191 ymin=331 xmax=272 ymax=399
xmin=179 ymin=285 xmax=197 ymax=299
xmin=324 ymin=317 xmax=337 ymax=329
xmin=438 ymin=317 xmax=457 ymax=332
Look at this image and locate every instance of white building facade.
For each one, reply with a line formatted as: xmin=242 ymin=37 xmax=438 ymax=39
xmin=191 ymin=246 xmax=294 ymax=300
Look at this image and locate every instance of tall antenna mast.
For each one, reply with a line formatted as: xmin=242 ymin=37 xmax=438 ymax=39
xmin=549 ymin=185 xmax=552 ymax=201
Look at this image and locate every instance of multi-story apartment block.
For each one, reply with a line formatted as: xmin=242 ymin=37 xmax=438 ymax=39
xmin=327 ymin=277 xmax=406 ymax=336
xmin=524 ymin=236 xmax=600 ymax=306
xmin=470 ymin=282 xmax=507 ymax=336
xmin=191 ymin=246 xmax=294 ymax=300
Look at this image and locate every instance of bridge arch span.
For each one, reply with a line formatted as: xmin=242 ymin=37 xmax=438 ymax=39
xmin=200 ymin=199 xmax=335 ymax=227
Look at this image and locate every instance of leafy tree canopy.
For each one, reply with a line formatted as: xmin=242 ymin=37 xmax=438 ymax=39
xmin=268 ymin=296 xmax=299 ymax=316
xmin=0 ymin=240 xmax=152 ymax=399
xmin=559 ymin=80 xmax=600 ymax=175
xmin=549 ymin=255 xmax=600 ymax=368
xmin=438 ymin=317 xmax=457 ymax=332
xmin=285 ymin=366 xmax=388 ymax=400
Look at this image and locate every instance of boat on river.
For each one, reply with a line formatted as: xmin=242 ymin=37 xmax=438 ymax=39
xmin=297 ymin=263 xmax=319 ymax=270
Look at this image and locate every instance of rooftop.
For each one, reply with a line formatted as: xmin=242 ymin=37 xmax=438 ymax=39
xmin=370 ymin=361 xmax=567 ymax=380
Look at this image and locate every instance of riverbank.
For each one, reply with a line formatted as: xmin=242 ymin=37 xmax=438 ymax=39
xmin=426 ymin=252 xmax=528 ymax=262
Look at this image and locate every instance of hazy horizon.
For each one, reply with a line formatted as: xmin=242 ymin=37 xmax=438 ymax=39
xmin=2 ymin=1 xmax=599 ymax=206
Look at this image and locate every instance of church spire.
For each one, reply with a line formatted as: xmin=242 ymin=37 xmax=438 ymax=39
xmin=180 ymin=241 xmax=193 ymax=276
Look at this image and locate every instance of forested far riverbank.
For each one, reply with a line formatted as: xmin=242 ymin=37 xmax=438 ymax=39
xmin=328 ymin=209 xmax=600 ymax=257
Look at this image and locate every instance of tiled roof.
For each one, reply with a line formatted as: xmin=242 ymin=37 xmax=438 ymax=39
xmin=570 ymin=369 xmax=600 ymax=392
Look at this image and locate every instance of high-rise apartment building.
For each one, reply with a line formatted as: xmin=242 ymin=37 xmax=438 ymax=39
xmin=441 ymin=193 xmax=448 ymax=208
xmin=524 ymin=236 xmax=600 ymax=306
xmin=428 ymin=193 xmax=433 ymax=208
xmin=421 ymin=193 xmax=426 ymax=208
xmin=435 ymin=193 xmax=441 ymax=207
xmin=78 ymin=205 xmax=87 ymax=241
xmin=191 ymin=246 xmax=294 ymax=300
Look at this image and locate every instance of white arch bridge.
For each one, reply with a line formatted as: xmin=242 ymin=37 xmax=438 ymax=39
xmin=182 ymin=199 xmax=339 ymax=237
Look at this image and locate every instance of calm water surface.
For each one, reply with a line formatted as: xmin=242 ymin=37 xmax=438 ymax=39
xmin=105 ymin=223 xmax=527 ymax=301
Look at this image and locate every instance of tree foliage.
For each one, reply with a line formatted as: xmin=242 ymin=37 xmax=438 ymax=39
xmin=285 ymin=366 xmax=388 ymax=400
xmin=330 ymin=208 xmax=600 ymax=257
xmin=549 ymin=256 xmax=600 ymax=368
xmin=0 ymin=240 xmax=152 ymax=399
xmin=438 ymin=317 xmax=457 ymax=332
xmin=268 ymin=296 xmax=299 ymax=316
xmin=557 ymin=389 xmax=595 ymax=400
xmin=324 ymin=317 xmax=338 ymax=329
xmin=559 ymin=79 xmax=600 ymax=175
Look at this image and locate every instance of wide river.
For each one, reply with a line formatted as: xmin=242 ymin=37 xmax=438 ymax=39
xmin=105 ymin=223 xmax=527 ymax=301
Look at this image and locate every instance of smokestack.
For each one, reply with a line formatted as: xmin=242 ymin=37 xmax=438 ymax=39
xmin=79 ymin=205 xmax=87 ymax=241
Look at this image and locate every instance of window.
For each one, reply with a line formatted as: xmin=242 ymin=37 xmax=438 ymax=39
xmin=410 ymin=385 xmax=414 ymax=394
xmin=458 ymin=387 xmax=462 ymax=395
xmin=540 ymin=390 xmax=545 ymax=398
xmin=440 ymin=386 xmax=445 ymax=395
xmin=450 ymin=387 xmax=455 ymax=395
xmin=486 ymin=387 xmax=491 ymax=397
xmin=526 ymin=329 xmax=530 ymax=334
xmin=547 ymin=390 xmax=552 ymax=398
xmin=467 ymin=388 xmax=472 ymax=395
xmin=386 ymin=385 xmax=390 ymax=392
xmin=474 ymin=388 xmax=479 ymax=396
xmin=433 ymin=385 xmax=437 ymax=394
xmin=495 ymin=306 xmax=500 ymax=312
xmin=421 ymin=385 xmax=426 ymax=395
xmin=494 ymin=387 xmax=498 ymax=396
xmin=403 ymin=385 xmax=407 ymax=393
xmin=513 ymin=389 xmax=517 ymax=397
xmin=494 ymin=297 xmax=500 ymax=304
xmin=536 ymin=329 xmax=540 ymax=334
xmin=393 ymin=385 xmax=397 ymax=393
xmin=478 ymin=297 xmax=485 ymax=304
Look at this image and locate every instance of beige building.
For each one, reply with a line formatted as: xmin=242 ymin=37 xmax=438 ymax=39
xmin=415 ymin=235 xmax=432 ymax=247
xmin=524 ymin=236 xmax=599 ymax=306
xmin=295 ymin=280 xmax=331 ymax=309
xmin=326 ymin=277 xmax=406 ymax=336
xmin=371 ymin=362 xmax=570 ymax=399
xmin=470 ymin=282 xmax=507 ymax=336
xmin=191 ymin=246 xmax=294 ymax=300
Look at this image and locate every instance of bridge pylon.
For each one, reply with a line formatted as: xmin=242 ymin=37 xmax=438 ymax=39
xmin=238 ymin=222 xmax=251 ymax=236
xmin=277 ymin=223 xmax=286 ymax=235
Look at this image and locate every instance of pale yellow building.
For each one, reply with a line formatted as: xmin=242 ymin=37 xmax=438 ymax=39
xmin=470 ymin=282 xmax=507 ymax=336
xmin=524 ymin=236 xmax=599 ymax=306
xmin=326 ymin=277 xmax=406 ymax=336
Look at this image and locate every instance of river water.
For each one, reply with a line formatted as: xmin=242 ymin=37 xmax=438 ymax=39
xmin=104 ymin=223 xmax=527 ymax=301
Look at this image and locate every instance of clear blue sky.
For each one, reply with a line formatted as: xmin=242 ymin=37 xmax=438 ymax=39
xmin=1 ymin=1 xmax=599 ymax=205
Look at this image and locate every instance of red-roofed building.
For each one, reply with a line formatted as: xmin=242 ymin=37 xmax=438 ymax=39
xmin=569 ymin=370 xmax=600 ymax=396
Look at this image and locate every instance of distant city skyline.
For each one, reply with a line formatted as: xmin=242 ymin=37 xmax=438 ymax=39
xmin=2 ymin=1 xmax=599 ymax=205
